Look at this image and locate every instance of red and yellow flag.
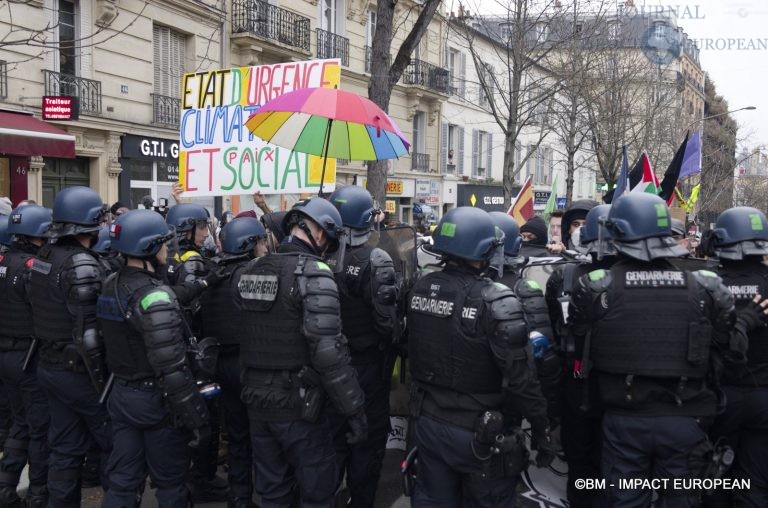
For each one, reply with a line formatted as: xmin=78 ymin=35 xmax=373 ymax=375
xmin=508 ymin=176 xmax=534 ymax=226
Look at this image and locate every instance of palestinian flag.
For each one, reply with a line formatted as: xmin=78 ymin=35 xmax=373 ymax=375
xmin=631 ymin=152 xmax=660 ymax=194
xmin=508 ymin=176 xmax=534 ymax=226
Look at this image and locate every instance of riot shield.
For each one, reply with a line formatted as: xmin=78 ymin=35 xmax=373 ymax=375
xmin=367 ymin=225 xmax=418 ymax=283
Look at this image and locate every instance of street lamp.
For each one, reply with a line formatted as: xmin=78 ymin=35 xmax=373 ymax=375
xmin=684 ymin=106 xmax=757 ymax=132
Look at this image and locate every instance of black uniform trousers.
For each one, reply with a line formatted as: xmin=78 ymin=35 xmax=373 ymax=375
xmin=412 ymin=415 xmax=519 ymax=508
xmin=0 ymin=351 xmax=49 ymax=489
xmin=560 ymin=375 xmax=605 ymax=508
xmin=249 ymin=416 xmax=338 ymax=508
xmin=327 ymin=354 xmax=392 ymax=508
xmin=602 ymin=413 xmax=707 ymax=508
xmin=217 ymin=351 xmax=253 ymax=501
xmin=102 ymin=380 xmax=190 ymax=508
xmin=706 ymin=385 xmax=768 ymax=508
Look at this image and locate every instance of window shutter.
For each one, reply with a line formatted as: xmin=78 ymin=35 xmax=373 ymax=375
xmin=486 ymin=133 xmax=493 ymax=179
xmin=79 ymin=0 xmax=91 ymax=78
xmin=459 ymin=52 xmax=466 ymax=98
xmin=441 ymin=122 xmax=448 ymax=174
xmin=457 ymin=126 xmax=465 ymax=175
xmin=472 ymin=129 xmax=479 ymax=177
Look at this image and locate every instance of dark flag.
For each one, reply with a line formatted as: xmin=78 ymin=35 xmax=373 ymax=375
xmin=658 ymin=131 xmax=690 ymax=204
xmin=603 ymin=148 xmax=642 ymax=204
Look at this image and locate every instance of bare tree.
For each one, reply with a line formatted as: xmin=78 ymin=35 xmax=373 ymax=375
xmin=366 ymin=0 xmax=442 ymax=207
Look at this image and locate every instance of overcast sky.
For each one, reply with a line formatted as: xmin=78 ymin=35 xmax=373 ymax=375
xmin=678 ymin=0 xmax=767 ymax=151
xmin=462 ymin=0 xmax=767 ymax=151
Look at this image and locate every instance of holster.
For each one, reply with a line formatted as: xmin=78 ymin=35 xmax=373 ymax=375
xmin=297 ymin=366 xmax=324 ymax=423
xmin=472 ymin=411 xmax=529 ymax=479
xmin=409 ymin=383 xmax=425 ymax=418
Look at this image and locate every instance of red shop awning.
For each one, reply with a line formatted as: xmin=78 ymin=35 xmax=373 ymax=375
xmin=0 ymin=110 xmax=76 ymax=158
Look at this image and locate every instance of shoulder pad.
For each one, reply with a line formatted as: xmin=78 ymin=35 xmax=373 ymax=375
xmin=481 ymin=281 xmax=516 ymax=303
xmin=64 ymin=252 xmax=104 ymax=284
xmin=515 ymin=278 xmax=544 ymax=298
xmin=583 ymin=268 xmax=612 ymax=292
xmin=370 ymin=247 xmax=394 ymax=268
xmin=692 ymin=269 xmax=724 ymax=289
xmin=302 ymin=257 xmax=335 ymax=278
xmin=482 ymin=281 xmax=523 ymax=321
xmin=137 ymin=286 xmax=179 ymax=313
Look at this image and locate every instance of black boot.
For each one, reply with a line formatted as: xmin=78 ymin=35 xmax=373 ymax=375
xmin=24 ymin=484 xmax=48 ymax=508
xmin=0 ymin=485 xmax=21 ymax=508
xmin=188 ymin=473 xmax=229 ymax=503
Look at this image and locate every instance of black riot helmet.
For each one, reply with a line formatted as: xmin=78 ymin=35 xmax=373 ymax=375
xmin=109 ymin=209 xmax=175 ymax=259
xmin=92 ymin=227 xmax=112 ymax=256
xmin=712 ymin=206 xmax=768 ymax=260
xmin=432 ymin=207 xmax=505 ymax=274
xmin=562 ymin=199 xmax=598 ymax=248
xmin=489 ymin=211 xmax=522 ymax=258
xmin=329 ymin=185 xmax=377 ymax=247
xmin=605 ymin=193 xmax=688 ymax=261
xmin=219 ymin=217 xmax=268 ymax=256
xmin=50 ymin=186 xmax=107 ymax=237
xmin=283 ymin=197 xmax=345 ymax=253
xmin=8 ymin=205 xmax=52 ymax=239
xmin=165 ymin=203 xmax=210 ymax=233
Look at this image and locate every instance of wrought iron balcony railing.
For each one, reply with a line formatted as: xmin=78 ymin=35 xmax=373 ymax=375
xmin=231 ymin=0 xmax=311 ymax=52
xmin=316 ymin=28 xmax=349 ymax=66
xmin=43 ymin=70 xmax=101 ymax=115
xmin=364 ymin=45 xmax=391 ymax=74
xmin=0 ymin=61 xmax=7 ymax=99
xmin=403 ymin=59 xmax=450 ymax=94
xmin=411 ymin=152 xmax=430 ymax=172
xmin=152 ymin=93 xmax=180 ymax=127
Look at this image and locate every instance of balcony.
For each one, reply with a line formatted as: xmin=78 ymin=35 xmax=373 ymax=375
xmin=411 ymin=152 xmax=430 ymax=172
xmin=316 ymin=29 xmax=349 ymax=67
xmin=231 ymin=0 xmax=311 ymax=53
xmin=43 ymin=70 xmax=101 ymax=115
xmin=152 ymin=93 xmax=180 ymax=127
xmin=403 ymin=59 xmax=450 ymax=95
xmin=0 ymin=61 xmax=7 ymax=99
xmin=445 ymin=163 xmax=457 ymax=175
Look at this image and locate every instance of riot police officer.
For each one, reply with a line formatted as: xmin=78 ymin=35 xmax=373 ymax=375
xmin=0 ymin=205 xmax=52 ymax=506
xmin=165 ymin=202 xmax=227 ymax=501
xmin=199 ymin=217 xmax=270 ymax=508
xmin=328 ymin=185 xmax=399 ymax=507
xmin=489 ymin=211 xmax=560 ymax=428
xmin=28 ymin=186 xmax=111 ymax=507
xmin=568 ymin=193 xmax=756 ymax=507
xmin=235 ymin=197 xmax=367 ymax=507
xmin=407 ymin=206 xmax=554 ymax=507
xmin=97 ymin=209 xmax=210 ymax=507
xmin=93 ymin=226 xmax=123 ymax=275
xmin=707 ymin=207 xmax=768 ymax=507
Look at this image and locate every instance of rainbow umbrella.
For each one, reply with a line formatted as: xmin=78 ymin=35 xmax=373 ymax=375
xmin=245 ymin=87 xmax=410 ymax=196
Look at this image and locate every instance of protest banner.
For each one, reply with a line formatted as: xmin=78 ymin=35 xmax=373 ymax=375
xmin=178 ymin=59 xmax=341 ymax=197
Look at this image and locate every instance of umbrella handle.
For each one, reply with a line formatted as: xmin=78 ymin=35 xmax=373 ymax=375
xmin=318 ymin=118 xmax=333 ymax=197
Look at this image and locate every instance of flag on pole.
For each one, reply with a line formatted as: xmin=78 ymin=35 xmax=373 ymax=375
xmin=603 ymin=149 xmax=643 ymax=203
xmin=508 ymin=175 xmax=534 ymax=226
xmin=658 ymin=131 xmax=690 ymax=205
xmin=543 ymin=174 xmax=559 ymax=220
xmin=630 ymin=152 xmax=660 ymax=194
xmin=611 ymin=145 xmax=630 ymax=205
xmin=679 ymin=130 xmax=702 ymax=179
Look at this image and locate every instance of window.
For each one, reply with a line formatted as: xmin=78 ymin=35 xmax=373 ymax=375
xmin=154 ymin=25 xmax=186 ymax=98
xmin=442 ymin=123 xmax=464 ymax=175
xmin=608 ymin=20 xmax=620 ymax=40
xmin=412 ymin=112 xmax=425 ymax=154
xmin=654 ymin=22 xmax=666 ymax=38
xmin=58 ymin=0 xmax=77 ymax=76
xmin=499 ymin=22 xmax=512 ymax=41
xmin=366 ymin=9 xmax=376 ymax=46
xmin=479 ymin=64 xmax=493 ymax=108
xmin=446 ymin=48 xmax=466 ymax=98
xmin=126 ymin=159 xmax=177 ymax=209
xmin=535 ymin=23 xmax=549 ymax=43
xmin=472 ymin=130 xmax=492 ymax=178
xmin=321 ymin=0 xmax=340 ymax=32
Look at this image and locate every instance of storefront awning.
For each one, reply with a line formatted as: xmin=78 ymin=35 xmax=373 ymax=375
xmin=0 ymin=111 xmax=76 ymax=158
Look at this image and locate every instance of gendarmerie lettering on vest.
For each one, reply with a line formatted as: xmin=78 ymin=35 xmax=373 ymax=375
xmin=625 ymin=270 xmax=686 ymax=288
xmin=238 ymin=274 xmax=279 ymax=301
xmin=727 ymin=284 xmax=760 ymax=300
xmin=410 ymin=295 xmax=454 ymax=316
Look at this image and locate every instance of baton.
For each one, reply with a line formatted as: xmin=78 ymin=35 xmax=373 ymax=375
xmin=99 ymin=373 xmax=115 ymax=405
xmin=22 ymin=338 xmax=38 ymax=372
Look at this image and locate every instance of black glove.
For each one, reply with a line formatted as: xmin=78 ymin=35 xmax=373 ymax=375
xmin=736 ymin=301 xmax=768 ymax=333
xmin=532 ymin=428 xmax=556 ymax=468
xmin=188 ymin=425 xmax=211 ymax=450
xmin=202 ymin=267 xmax=230 ymax=288
xmin=346 ymin=411 xmax=368 ymax=445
